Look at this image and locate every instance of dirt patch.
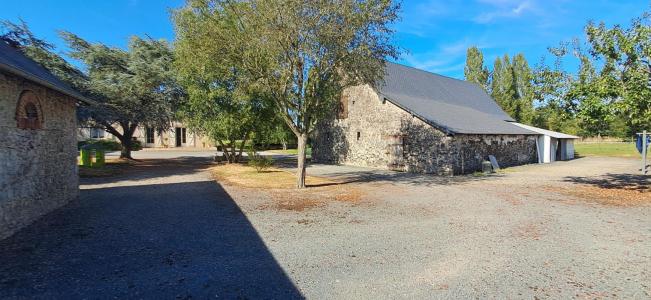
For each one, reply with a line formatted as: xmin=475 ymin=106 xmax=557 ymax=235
xmin=213 ymin=163 xmax=367 ymax=212
xmin=211 ymin=163 xmax=333 ymax=189
xmin=265 ymin=185 xmax=365 ymax=212
xmin=545 ymin=184 xmax=651 ymax=207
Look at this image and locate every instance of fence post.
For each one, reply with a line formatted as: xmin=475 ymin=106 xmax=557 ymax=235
xmin=643 ymin=130 xmax=648 ymax=175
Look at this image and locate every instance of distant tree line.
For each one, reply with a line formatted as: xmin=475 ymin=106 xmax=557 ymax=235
xmin=464 ymin=11 xmax=651 ymax=138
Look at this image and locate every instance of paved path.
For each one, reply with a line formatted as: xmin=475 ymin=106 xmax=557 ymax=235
xmin=0 ymin=157 xmax=302 ymax=299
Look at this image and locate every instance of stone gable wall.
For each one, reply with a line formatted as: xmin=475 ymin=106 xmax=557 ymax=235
xmin=0 ymin=71 xmax=79 ymax=240
xmin=312 ymin=84 xmax=537 ymax=175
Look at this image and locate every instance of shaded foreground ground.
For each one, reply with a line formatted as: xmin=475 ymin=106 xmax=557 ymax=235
xmin=0 ymin=157 xmax=301 ymax=299
xmin=0 ymin=154 xmax=649 ymax=298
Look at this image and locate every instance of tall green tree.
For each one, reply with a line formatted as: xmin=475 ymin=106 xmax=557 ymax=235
xmin=489 ymin=53 xmax=535 ymax=124
xmin=531 ymin=51 xmax=576 ymax=133
xmin=511 ymin=53 xmax=535 ymax=124
xmin=566 ymin=55 xmax=614 ymax=136
xmin=174 ymin=1 xmax=278 ymax=163
xmin=584 ymin=13 xmax=651 ymax=135
xmin=491 ymin=55 xmax=516 ymax=115
xmin=464 ymin=46 xmax=489 ymax=91
xmin=174 ymin=0 xmax=400 ymax=188
xmin=62 ymin=33 xmax=184 ymax=158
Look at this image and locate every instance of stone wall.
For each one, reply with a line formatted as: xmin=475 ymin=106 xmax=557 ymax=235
xmin=312 ymin=84 xmax=538 ymax=175
xmin=0 ymin=70 xmax=79 ymax=240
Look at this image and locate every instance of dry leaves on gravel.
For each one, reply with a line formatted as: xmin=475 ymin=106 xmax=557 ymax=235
xmin=545 ymin=184 xmax=651 ymax=206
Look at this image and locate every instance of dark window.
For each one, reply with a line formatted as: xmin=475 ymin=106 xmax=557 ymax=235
xmin=16 ymin=90 xmax=42 ymax=130
xmin=357 ymin=131 xmax=361 ymax=141
xmin=91 ymin=128 xmax=105 ymax=139
xmin=146 ymin=127 xmax=155 ymax=144
xmin=181 ymin=128 xmax=187 ymax=144
xmin=25 ymin=103 xmax=38 ymax=119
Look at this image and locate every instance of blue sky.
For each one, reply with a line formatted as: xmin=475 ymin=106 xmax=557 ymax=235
xmin=1 ymin=0 xmax=648 ymax=78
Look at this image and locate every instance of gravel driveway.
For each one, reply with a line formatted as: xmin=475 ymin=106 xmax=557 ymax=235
xmin=0 ymin=155 xmax=649 ymax=299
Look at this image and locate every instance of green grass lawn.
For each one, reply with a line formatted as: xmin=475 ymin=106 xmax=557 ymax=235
xmin=268 ymin=147 xmax=312 ymax=156
xmin=574 ymin=142 xmax=640 ymax=158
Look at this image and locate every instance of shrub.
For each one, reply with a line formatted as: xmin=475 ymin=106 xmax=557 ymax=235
xmin=130 ymin=140 xmax=143 ymax=151
xmin=78 ymin=139 xmax=122 ymax=151
xmin=77 ymin=139 xmax=142 ymax=151
xmin=248 ymin=154 xmax=273 ymax=172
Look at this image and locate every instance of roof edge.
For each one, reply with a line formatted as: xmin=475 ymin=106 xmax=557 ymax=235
xmin=0 ymin=63 xmax=96 ymax=105
xmin=379 ymin=93 xmax=457 ymax=135
xmin=510 ymin=122 xmax=580 ymax=139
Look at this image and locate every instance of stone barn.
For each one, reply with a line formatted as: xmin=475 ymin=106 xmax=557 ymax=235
xmin=0 ymin=40 xmax=90 ymax=239
xmin=312 ymin=62 xmax=543 ymax=175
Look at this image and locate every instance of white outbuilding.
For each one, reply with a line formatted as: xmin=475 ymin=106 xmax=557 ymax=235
xmin=511 ymin=123 xmax=579 ymax=163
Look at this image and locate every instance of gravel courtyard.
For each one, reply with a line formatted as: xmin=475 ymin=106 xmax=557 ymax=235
xmin=0 ymin=153 xmax=649 ymax=299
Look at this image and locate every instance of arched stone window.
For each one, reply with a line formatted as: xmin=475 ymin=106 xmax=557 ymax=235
xmin=16 ymin=90 xmax=43 ymax=130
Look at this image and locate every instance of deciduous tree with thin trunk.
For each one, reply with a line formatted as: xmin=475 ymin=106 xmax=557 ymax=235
xmin=174 ymin=0 xmax=400 ymax=188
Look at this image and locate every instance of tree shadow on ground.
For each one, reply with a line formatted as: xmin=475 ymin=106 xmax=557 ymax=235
xmin=295 ymin=163 xmax=503 ymax=187
xmin=80 ymin=157 xmax=216 ymax=185
xmin=563 ymin=173 xmax=650 ymax=192
xmin=0 ymin=181 xmax=302 ymax=299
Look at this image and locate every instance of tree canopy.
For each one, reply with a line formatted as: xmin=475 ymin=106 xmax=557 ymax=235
xmin=174 ymin=0 xmax=400 ymax=188
xmin=465 ymin=9 xmax=651 ymax=138
xmin=0 ymin=20 xmax=87 ymax=94
xmin=62 ymin=32 xmax=184 ymax=158
xmin=464 ymin=46 xmax=489 ymax=92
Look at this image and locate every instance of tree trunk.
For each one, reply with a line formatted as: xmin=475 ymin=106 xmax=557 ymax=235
xmin=217 ymin=140 xmax=231 ymax=163
xmin=117 ymin=123 xmax=137 ymax=159
xmin=296 ymin=133 xmax=308 ymax=188
xmin=237 ymin=131 xmax=251 ymax=162
xmin=120 ymin=137 xmax=133 ymax=159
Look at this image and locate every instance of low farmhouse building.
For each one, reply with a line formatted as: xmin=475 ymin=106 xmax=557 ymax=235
xmin=79 ymin=122 xmax=214 ymax=149
xmin=313 ymin=62 xmax=573 ymax=175
xmin=0 ymin=40 xmax=89 ymax=239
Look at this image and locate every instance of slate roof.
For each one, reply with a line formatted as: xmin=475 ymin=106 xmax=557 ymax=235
xmin=378 ymin=62 xmax=537 ymax=135
xmin=511 ymin=122 xmax=579 ymax=139
xmin=0 ymin=40 xmax=92 ymax=103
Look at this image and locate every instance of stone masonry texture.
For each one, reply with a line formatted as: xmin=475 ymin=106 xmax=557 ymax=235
xmin=0 ymin=70 xmax=79 ymax=240
xmin=312 ymin=84 xmax=537 ymax=175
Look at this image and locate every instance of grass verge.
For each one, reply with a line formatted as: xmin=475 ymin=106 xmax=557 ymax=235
xmin=574 ymin=142 xmax=638 ymax=158
xmin=267 ymin=147 xmax=312 ymax=156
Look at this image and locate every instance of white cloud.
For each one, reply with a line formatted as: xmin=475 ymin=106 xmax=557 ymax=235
xmin=401 ymin=38 xmax=492 ymax=78
xmin=473 ymin=0 xmax=534 ymax=23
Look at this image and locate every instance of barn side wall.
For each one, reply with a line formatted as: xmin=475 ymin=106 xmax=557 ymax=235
xmin=0 ymin=71 xmax=79 ymax=240
xmin=312 ymin=84 xmax=537 ymax=175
